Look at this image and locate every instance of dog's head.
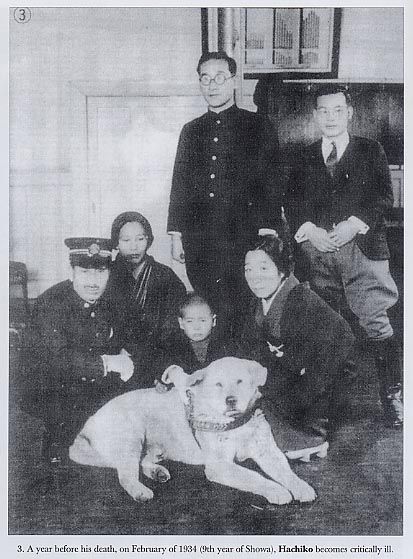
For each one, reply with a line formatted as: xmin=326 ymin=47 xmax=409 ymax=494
xmin=163 ymin=357 xmax=267 ymax=420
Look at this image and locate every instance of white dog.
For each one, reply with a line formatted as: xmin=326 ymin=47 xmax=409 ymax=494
xmin=69 ymin=357 xmax=316 ymax=505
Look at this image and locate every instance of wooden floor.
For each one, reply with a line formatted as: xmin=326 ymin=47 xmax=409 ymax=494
xmin=8 ymin=347 xmax=403 ymax=536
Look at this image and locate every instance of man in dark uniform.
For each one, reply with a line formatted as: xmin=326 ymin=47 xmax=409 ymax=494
xmin=22 ymin=237 xmax=135 ymax=466
xmin=168 ymin=51 xmax=282 ymax=334
xmin=285 ymin=84 xmax=403 ymax=428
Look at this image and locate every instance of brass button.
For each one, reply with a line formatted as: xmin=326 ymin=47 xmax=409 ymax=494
xmin=213 ymin=137 xmax=218 ymax=142
xmin=212 ymin=155 xmax=217 ymax=161
xmin=209 ymin=192 xmax=215 ymax=198
xmin=210 ymin=174 xmax=215 ymax=179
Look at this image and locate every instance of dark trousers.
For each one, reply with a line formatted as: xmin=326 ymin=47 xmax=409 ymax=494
xmin=183 ymin=236 xmax=252 ymax=337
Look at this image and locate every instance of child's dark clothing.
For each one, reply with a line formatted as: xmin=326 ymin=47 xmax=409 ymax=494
xmin=151 ymin=329 xmax=245 ymax=379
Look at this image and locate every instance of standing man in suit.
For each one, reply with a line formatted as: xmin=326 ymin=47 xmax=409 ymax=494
xmin=168 ymin=51 xmax=283 ymax=335
xmin=285 ymin=84 xmax=403 ymax=428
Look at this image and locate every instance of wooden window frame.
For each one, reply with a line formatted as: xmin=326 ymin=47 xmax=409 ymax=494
xmin=241 ymin=7 xmax=341 ymax=80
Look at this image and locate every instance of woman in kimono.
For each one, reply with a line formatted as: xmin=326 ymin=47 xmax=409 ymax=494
xmin=241 ymin=232 xmax=356 ymax=459
xmin=107 ymin=212 xmax=187 ymax=356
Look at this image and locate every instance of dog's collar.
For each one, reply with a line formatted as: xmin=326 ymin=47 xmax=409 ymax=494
xmin=185 ymin=390 xmax=257 ymax=432
xmin=188 ymin=410 xmax=256 ymax=432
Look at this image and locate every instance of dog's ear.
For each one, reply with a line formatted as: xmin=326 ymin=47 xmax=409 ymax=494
xmin=161 ymin=365 xmax=188 ymax=387
xmin=245 ymin=360 xmax=268 ymax=387
xmin=161 ymin=365 xmax=192 ymax=404
xmin=186 ymin=368 xmax=207 ymax=388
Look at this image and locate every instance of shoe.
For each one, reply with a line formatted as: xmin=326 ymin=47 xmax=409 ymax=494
xmin=285 ymin=421 xmax=329 ymax=461
xmin=305 ymin=418 xmax=329 ymax=439
xmin=370 ymin=337 xmax=403 ymax=429
xmin=264 ymin=411 xmax=329 ymax=462
xmin=382 ymin=384 xmax=403 ymax=429
xmin=285 ymin=441 xmax=329 ymax=462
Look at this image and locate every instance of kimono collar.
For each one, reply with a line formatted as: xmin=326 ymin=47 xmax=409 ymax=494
xmin=261 ymin=274 xmax=299 ymax=315
xmin=262 ymin=279 xmax=286 ymax=316
xmin=258 ymin=274 xmax=300 ymax=339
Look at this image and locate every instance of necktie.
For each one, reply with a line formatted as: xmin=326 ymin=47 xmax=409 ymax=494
xmin=326 ymin=141 xmax=337 ymax=177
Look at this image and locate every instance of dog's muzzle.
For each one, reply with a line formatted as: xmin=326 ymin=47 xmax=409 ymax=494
xmin=225 ymin=396 xmax=237 ymax=410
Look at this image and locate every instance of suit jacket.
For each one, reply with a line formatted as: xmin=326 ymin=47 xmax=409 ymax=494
xmin=286 ymin=136 xmax=394 ymax=260
xmin=168 ymin=104 xmax=282 ymax=258
xmin=241 ymin=275 xmax=355 ymax=409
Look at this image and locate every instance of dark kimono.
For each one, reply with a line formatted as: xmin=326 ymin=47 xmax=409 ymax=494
xmin=241 ymin=274 xmax=356 ymax=425
xmin=106 ymin=254 xmax=187 ymax=350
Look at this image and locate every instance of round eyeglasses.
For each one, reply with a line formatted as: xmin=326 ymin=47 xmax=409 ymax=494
xmin=316 ymin=107 xmax=347 ymax=118
xmin=199 ymin=73 xmax=234 ymax=87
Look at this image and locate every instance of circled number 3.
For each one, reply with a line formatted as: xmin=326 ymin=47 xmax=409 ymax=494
xmin=14 ymin=8 xmax=32 ymax=24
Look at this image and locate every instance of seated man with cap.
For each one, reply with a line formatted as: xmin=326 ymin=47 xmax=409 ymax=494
xmin=22 ymin=237 xmax=135 ymax=467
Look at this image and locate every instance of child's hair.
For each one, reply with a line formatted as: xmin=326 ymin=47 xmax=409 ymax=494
xmin=178 ymin=292 xmax=214 ymax=318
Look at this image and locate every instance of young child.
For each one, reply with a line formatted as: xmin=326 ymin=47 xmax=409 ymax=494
xmin=152 ymin=293 xmax=243 ymax=385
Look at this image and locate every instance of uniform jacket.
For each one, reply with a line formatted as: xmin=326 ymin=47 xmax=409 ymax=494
xmin=241 ymin=275 xmax=355 ymax=408
xmin=286 ymin=136 xmax=394 ymax=260
xmin=168 ymin=104 xmax=283 ymax=254
xmin=106 ymin=254 xmax=187 ymax=347
xmin=24 ymin=279 xmax=125 ymax=390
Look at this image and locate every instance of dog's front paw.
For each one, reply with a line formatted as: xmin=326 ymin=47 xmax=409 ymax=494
xmin=152 ymin=466 xmax=171 ymax=483
xmin=118 ymin=473 xmax=154 ymax=502
xmin=265 ymin=484 xmax=293 ymax=505
xmin=142 ymin=463 xmax=171 ymax=483
xmin=291 ymin=479 xmax=317 ymax=503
